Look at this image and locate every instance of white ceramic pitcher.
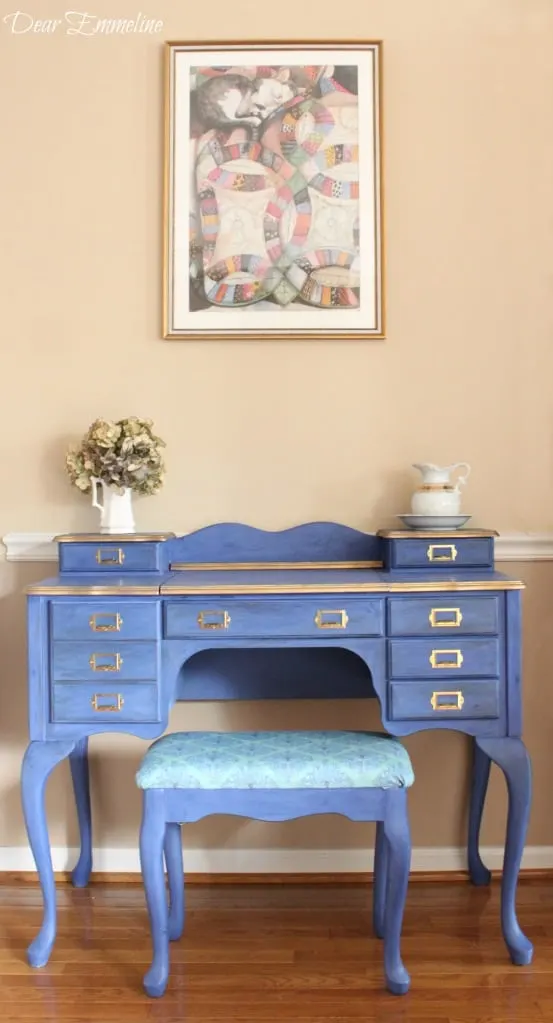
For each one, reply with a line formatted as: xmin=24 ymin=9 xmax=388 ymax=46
xmin=91 ymin=477 xmax=135 ymax=534
xmin=411 ymin=462 xmax=471 ymax=516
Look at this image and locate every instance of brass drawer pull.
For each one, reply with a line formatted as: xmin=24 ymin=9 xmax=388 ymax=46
xmin=429 ymin=648 xmax=464 ymax=669
xmin=89 ymin=652 xmax=123 ymax=672
xmin=197 ymin=610 xmax=231 ymax=630
xmin=89 ymin=613 xmax=123 ymax=633
xmin=91 ymin=693 xmax=124 ymax=712
xmin=95 ymin=547 xmax=125 ymax=565
xmin=429 ymin=607 xmax=463 ymax=629
xmin=427 ymin=544 xmax=457 ymax=563
xmin=430 ymin=690 xmax=464 ymax=712
xmin=314 ymin=609 xmax=349 ymax=630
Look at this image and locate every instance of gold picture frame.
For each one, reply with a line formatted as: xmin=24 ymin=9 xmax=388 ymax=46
xmin=163 ymin=40 xmax=384 ymax=341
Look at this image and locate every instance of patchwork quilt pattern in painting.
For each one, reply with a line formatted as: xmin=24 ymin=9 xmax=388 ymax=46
xmin=189 ymin=64 xmax=361 ymax=313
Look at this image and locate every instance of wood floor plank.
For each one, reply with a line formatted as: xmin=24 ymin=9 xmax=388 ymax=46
xmin=0 ymin=881 xmax=548 ymax=1021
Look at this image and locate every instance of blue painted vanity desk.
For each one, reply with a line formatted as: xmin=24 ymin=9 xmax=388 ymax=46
xmin=21 ymin=522 xmax=533 ymax=970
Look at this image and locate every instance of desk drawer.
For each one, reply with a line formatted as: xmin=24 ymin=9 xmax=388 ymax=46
xmin=51 ymin=601 xmax=159 ymax=641
xmin=388 ymin=596 xmax=501 ymax=637
xmin=51 ymin=682 xmax=160 ymax=723
xmin=389 ymin=537 xmax=493 ymax=570
xmin=164 ymin=598 xmax=384 ymax=639
xmin=389 ymin=680 xmax=500 ymax=721
xmin=59 ymin=543 xmax=161 ymax=573
xmin=388 ymin=638 xmax=500 ymax=678
xmin=51 ymin=642 xmax=158 ymax=681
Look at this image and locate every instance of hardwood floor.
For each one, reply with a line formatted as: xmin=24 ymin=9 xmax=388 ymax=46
xmin=0 ymin=878 xmax=551 ymax=1022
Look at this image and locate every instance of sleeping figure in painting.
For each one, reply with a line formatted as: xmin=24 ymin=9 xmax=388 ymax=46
xmin=189 ymin=63 xmax=360 ymax=313
xmin=190 ymin=66 xmax=336 ymax=133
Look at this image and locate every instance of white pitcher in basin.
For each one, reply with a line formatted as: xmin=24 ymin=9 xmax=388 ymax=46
xmin=410 ymin=462 xmax=471 ymax=516
xmin=91 ymin=477 xmax=135 ymax=534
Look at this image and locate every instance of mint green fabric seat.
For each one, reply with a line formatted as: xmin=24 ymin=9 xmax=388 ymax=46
xmin=136 ymin=730 xmax=415 ymax=791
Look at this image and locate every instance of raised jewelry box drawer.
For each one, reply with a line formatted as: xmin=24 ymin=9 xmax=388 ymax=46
xmin=59 ymin=542 xmax=162 ymax=573
xmin=388 ymin=595 xmax=501 ymax=637
xmin=51 ymin=682 xmax=161 ymax=723
xmin=51 ymin=601 xmax=159 ymax=641
xmin=51 ymin=641 xmax=158 ymax=681
xmin=164 ymin=597 xmax=385 ymax=639
xmin=388 ymin=537 xmax=494 ymax=570
xmin=388 ymin=680 xmax=500 ymax=721
xmin=377 ymin=530 xmax=496 ymax=571
xmin=388 ymin=637 xmax=500 ymax=679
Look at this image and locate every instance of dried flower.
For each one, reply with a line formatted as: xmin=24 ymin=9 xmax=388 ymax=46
xmin=66 ymin=417 xmax=166 ymax=496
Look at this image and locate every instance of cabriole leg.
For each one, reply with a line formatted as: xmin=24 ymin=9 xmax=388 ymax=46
xmin=477 ymin=737 xmax=533 ymax=965
xmin=21 ymin=740 xmax=76 ymax=967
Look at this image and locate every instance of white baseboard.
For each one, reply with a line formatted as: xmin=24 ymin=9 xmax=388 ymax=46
xmin=1 ymin=845 xmax=552 ymax=874
xmin=3 ymin=531 xmax=553 ymax=563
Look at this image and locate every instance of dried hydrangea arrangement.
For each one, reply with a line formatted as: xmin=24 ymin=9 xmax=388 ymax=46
xmin=66 ymin=417 xmax=166 ymax=496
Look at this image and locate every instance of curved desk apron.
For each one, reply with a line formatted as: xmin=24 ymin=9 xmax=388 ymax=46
xmin=21 ymin=522 xmax=532 ymax=969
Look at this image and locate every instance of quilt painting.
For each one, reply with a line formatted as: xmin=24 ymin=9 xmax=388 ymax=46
xmin=164 ymin=43 xmax=383 ymax=339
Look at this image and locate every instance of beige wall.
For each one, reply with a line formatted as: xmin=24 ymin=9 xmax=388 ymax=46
xmin=0 ymin=0 xmax=552 ymax=858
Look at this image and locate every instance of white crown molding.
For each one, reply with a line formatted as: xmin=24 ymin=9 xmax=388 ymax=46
xmin=2 ymin=531 xmax=553 ymax=563
xmin=0 ymin=844 xmax=551 ymax=873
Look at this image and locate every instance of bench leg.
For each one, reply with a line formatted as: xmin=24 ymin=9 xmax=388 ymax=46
xmin=140 ymin=790 xmax=170 ymax=998
xmin=373 ymin=821 xmax=387 ymax=939
xmin=164 ymin=823 xmax=185 ymax=942
xmin=382 ymin=789 xmax=411 ymax=995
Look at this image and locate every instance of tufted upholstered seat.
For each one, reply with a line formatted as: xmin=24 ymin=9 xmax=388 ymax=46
xmin=136 ymin=730 xmax=415 ymax=792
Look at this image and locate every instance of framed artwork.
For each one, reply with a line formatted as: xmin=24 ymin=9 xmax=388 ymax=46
xmin=163 ymin=41 xmax=383 ymax=340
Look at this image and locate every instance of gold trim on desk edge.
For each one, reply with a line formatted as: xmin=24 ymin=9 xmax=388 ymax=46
xmin=26 ymin=584 xmax=162 ymax=596
xmin=54 ymin=533 xmax=175 ymax=543
xmin=377 ymin=529 xmax=499 ymax=539
xmin=160 ymin=580 xmax=525 ymax=595
xmin=169 ymin=560 xmax=383 ymax=572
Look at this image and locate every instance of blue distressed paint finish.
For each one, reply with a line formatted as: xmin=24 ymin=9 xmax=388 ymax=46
xmin=476 ymin=737 xmax=533 ymax=966
xmin=382 ymin=536 xmax=494 ymax=571
xmin=51 ymin=682 xmax=161 ymax=724
xmin=164 ymin=596 xmax=385 ymax=639
xmin=505 ymin=589 xmax=523 ymax=737
xmin=51 ymin=600 xmax=160 ymax=640
xmin=389 ymin=680 xmax=501 ymax=721
xmin=468 ymin=740 xmax=492 ymax=886
xmin=137 ymin=730 xmax=413 ymax=997
xmin=20 ymin=521 xmax=533 ymax=974
xmin=51 ymin=641 xmax=159 ymax=681
xmin=69 ymin=738 xmax=92 ymax=887
xmin=175 ymin=647 xmax=377 ymax=701
xmin=59 ymin=542 xmax=164 ymax=573
xmin=388 ymin=637 xmax=501 ymax=678
xmin=164 ymin=521 xmax=383 ymax=565
xmin=388 ymin=595 xmax=501 ymax=636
